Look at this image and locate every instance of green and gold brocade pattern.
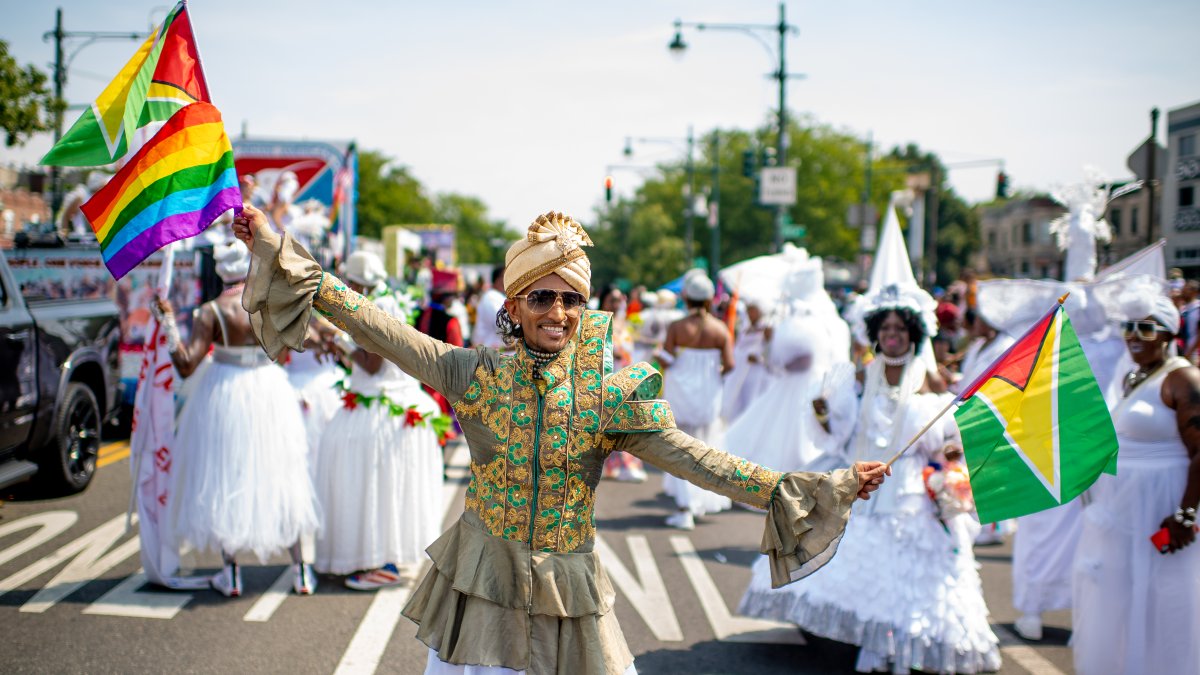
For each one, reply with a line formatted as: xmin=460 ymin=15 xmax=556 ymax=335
xmin=455 ymin=310 xmax=670 ymax=553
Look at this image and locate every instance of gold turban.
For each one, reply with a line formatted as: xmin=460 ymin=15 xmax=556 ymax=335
xmin=504 ymin=211 xmax=594 ymax=298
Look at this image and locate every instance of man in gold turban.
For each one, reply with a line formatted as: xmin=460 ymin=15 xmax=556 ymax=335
xmin=233 ymin=206 xmax=889 ymax=675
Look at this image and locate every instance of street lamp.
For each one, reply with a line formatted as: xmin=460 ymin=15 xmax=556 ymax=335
xmin=669 ymin=3 xmax=803 ymax=254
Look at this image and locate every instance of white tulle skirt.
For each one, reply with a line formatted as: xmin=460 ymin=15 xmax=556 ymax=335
xmin=723 ymin=372 xmax=825 ymax=473
xmin=423 ymin=649 xmax=636 ymax=675
xmin=172 ymin=357 xmax=320 ymax=562
xmin=739 ymin=496 xmax=1001 ymax=674
xmin=313 ymin=390 xmax=444 ymax=574
xmin=285 ymin=351 xmax=344 ymax=467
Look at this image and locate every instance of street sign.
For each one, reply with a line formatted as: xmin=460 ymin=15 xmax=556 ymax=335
xmin=759 ymin=167 xmax=797 ymax=205
xmin=782 ymin=224 xmax=806 ymax=239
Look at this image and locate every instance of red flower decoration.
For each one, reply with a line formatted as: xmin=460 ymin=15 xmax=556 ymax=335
xmin=405 ymin=408 xmax=426 ymax=427
xmin=341 ymin=391 xmax=359 ymax=411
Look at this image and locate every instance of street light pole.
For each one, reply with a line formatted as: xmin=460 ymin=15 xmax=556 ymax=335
xmin=669 ymin=3 xmax=801 ymax=254
xmin=773 ymin=2 xmax=787 ymax=253
xmin=709 ymin=131 xmax=721 ymax=281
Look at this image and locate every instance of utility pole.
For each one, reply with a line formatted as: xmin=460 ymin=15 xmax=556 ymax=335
xmin=773 ymin=2 xmax=788 ymax=253
xmin=709 ymin=131 xmax=721 ymax=281
xmin=1148 ymin=107 xmax=1159 ymax=246
xmin=685 ymin=125 xmax=696 ymax=265
xmin=50 ymin=8 xmax=65 ymax=218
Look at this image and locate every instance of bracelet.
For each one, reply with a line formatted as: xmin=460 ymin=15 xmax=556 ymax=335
xmin=1174 ymin=507 xmax=1197 ymax=528
xmin=160 ymin=312 xmax=182 ymax=354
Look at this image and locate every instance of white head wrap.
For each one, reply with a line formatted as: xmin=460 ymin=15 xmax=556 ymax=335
xmin=345 ymin=250 xmax=387 ymax=289
xmin=504 ymin=212 xmax=593 ymax=298
xmin=847 ymin=203 xmax=937 ymax=346
xmin=1111 ymin=278 xmax=1180 ymax=332
xmin=214 ymin=241 xmax=249 ymax=283
xmin=681 ymin=268 xmax=715 ymax=302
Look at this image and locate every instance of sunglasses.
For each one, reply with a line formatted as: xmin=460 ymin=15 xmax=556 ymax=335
xmin=514 ymin=289 xmax=586 ymax=314
xmin=1122 ymin=320 xmax=1171 ymax=341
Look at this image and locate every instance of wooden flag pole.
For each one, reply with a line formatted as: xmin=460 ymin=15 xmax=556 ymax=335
xmin=883 ymin=396 xmax=959 ymax=469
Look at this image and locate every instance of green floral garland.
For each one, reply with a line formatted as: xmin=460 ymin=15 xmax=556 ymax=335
xmin=334 ymin=378 xmax=454 ymax=442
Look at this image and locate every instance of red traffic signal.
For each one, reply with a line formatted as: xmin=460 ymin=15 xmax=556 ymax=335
xmin=604 ymin=175 xmax=614 ymax=203
xmin=996 ymin=171 xmax=1009 ymax=200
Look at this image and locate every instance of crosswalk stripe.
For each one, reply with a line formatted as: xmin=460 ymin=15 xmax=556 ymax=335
xmin=243 ymin=568 xmax=295 ymax=623
xmin=669 ymin=536 xmax=803 ymax=645
xmin=83 ymin=571 xmax=193 ymax=620
xmin=994 ymin=624 xmax=1067 ymax=675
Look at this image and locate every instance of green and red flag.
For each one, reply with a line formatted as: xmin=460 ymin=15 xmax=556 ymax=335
xmin=41 ymin=1 xmax=209 ymax=167
xmin=953 ymin=298 xmax=1118 ymax=523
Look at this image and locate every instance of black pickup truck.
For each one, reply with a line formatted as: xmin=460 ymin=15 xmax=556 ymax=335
xmin=0 ymin=248 xmax=121 ymax=493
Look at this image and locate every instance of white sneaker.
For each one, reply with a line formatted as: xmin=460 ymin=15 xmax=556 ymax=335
xmin=617 ymin=466 xmax=648 ymax=483
xmin=665 ymin=511 xmax=695 ymax=530
xmin=211 ymin=563 xmax=242 ymax=598
xmin=292 ymin=563 xmax=317 ymax=595
xmin=1014 ymin=614 xmax=1043 ymax=641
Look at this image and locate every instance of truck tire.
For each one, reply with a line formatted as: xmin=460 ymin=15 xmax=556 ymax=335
xmin=42 ymin=382 xmax=101 ymax=493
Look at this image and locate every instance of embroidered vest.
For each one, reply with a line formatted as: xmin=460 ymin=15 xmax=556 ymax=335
xmin=453 ymin=310 xmax=673 ymax=553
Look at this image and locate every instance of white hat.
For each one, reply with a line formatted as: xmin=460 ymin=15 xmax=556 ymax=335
xmin=848 ymin=203 xmax=937 ymax=345
xmin=344 ymin=250 xmax=387 ymax=289
xmin=1096 ymin=275 xmax=1179 ymax=332
xmin=656 ymin=289 xmax=678 ymax=309
xmin=681 ymin=268 xmax=715 ymax=302
xmin=214 ymin=241 xmax=249 ymax=283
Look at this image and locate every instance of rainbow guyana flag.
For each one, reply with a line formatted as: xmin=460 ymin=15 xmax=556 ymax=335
xmin=41 ymin=1 xmax=209 ymax=167
xmin=953 ymin=299 xmax=1118 ymax=523
xmin=80 ymin=102 xmax=240 ymax=279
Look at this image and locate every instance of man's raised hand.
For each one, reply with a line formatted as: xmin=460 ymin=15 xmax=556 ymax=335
xmin=852 ymin=461 xmax=891 ymax=501
xmin=232 ymin=203 xmax=268 ymax=249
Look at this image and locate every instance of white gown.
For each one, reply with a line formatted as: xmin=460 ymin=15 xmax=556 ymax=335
xmin=739 ymin=360 xmax=1001 ymax=674
xmin=721 ymin=326 xmax=770 ymax=424
xmin=1072 ymin=356 xmax=1200 ymax=675
xmin=285 ymin=348 xmax=344 ymax=468
xmin=314 ymin=294 xmax=445 ymax=574
xmin=172 ymin=342 xmax=320 ymax=562
xmin=660 ymin=347 xmax=731 ymax=516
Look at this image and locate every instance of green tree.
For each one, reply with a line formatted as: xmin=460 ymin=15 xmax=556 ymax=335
xmin=0 ymin=40 xmax=63 ymax=147
xmin=589 ymin=201 xmax=688 ymax=291
xmin=434 ymin=193 xmax=510 ymax=264
xmin=355 ymin=149 xmax=436 ymax=240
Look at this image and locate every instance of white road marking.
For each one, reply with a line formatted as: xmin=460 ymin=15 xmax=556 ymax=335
xmin=243 ymin=567 xmax=295 ymax=623
xmin=595 ymin=534 xmax=684 ymax=642
xmin=0 ymin=511 xmax=79 ymax=568
xmin=83 ymin=570 xmax=193 ymax=620
xmin=0 ymin=513 xmax=141 ymax=613
xmin=669 ymin=536 xmax=804 ymax=644
xmin=993 ymin=624 xmax=1068 ymax=675
xmin=332 ymin=442 xmax=468 ymax=674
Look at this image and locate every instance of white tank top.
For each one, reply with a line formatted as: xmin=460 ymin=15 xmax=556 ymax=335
xmin=1112 ymin=356 xmax=1190 ymax=464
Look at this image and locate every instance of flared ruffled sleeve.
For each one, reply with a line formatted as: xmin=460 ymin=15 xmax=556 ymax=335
xmin=617 ymin=428 xmax=860 ymax=588
xmin=241 ymin=226 xmax=479 ymax=401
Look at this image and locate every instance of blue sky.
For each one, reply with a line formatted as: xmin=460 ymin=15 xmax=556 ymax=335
xmin=2 ymin=0 xmax=1197 ymax=231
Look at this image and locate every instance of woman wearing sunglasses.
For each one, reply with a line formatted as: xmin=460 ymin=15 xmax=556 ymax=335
xmin=1073 ymin=290 xmax=1200 ymax=675
xmin=233 ymin=207 xmax=890 ymax=675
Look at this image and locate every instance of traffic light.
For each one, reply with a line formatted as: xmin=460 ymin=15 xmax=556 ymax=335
xmin=604 ymin=175 xmax=613 ymax=203
xmin=996 ymin=171 xmax=1009 ymax=200
xmin=741 ymin=150 xmax=756 ymax=178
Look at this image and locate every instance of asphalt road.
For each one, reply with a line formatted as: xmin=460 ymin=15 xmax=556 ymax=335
xmin=1 ymin=440 xmax=1075 ymax=674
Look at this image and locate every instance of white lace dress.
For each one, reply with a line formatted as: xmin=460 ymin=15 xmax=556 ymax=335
xmin=740 ymin=360 xmax=1001 ymax=674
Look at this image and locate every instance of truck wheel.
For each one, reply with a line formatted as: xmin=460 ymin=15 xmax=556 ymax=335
xmin=43 ymin=383 xmax=101 ymax=493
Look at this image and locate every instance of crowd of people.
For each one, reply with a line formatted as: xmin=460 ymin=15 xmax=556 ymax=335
xmin=142 ymin=193 xmax=1198 ymax=675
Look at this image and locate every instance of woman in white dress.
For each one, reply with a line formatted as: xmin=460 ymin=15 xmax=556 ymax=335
xmin=721 ymin=301 xmax=771 ymax=424
xmin=312 ymin=251 xmax=445 ymax=589
xmin=740 ymin=305 xmax=1001 ymax=674
xmin=1072 ymin=294 xmax=1200 ymax=675
xmin=162 ymin=241 xmax=320 ymax=597
xmin=659 ymin=271 xmax=734 ymax=530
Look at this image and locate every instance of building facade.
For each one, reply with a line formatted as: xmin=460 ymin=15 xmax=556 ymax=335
xmin=978 ymin=197 xmax=1066 ymax=279
xmin=1164 ymin=101 xmax=1200 ymax=275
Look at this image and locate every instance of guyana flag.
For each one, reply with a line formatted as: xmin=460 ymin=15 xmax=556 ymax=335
xmin=41 ymin=1 xmax=209 ymax=167
xmin=954 ymin=298 xmax=1118 ymax=523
